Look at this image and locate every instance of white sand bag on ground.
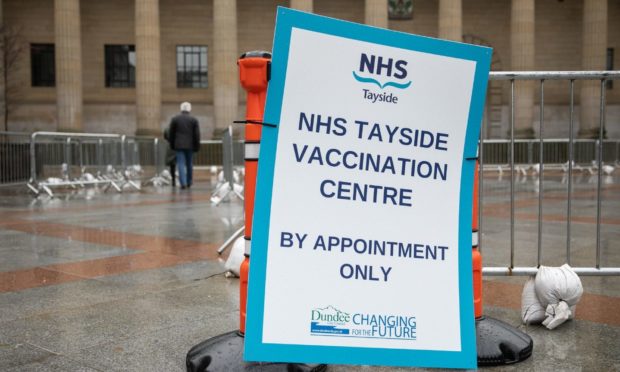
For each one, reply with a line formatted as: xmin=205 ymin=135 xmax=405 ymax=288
xmin=535 ymin=264 xmax=583 ymax=307
xmin=521 ymin=277 xmax=546 ymax=324
xmin=534 ymin=264 xmax=583 ymax=329
xmin=542 ymin=301 xmax=572 ymax=330
xmin=224 ymin=236 xmax=245 ymax=277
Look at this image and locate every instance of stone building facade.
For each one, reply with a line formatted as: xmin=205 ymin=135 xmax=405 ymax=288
xmin=1 ymin=0 xmax=618 ymax=139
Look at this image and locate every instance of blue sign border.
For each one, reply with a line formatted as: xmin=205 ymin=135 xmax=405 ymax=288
xmin=245 ymin=7 xmax=492 ymax=369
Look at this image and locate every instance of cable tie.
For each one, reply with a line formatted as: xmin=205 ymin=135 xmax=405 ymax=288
xmin=233 ymin=120 xmax=277 ymax=128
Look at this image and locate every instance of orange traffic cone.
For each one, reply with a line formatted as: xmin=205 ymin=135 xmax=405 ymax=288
xmin=186 ymin=51 xmax=324 ymax=372
xmin=473 ymin=160 xmax=533 ymax=366
xmin=238 ymin=51 xmax=271 ymax=335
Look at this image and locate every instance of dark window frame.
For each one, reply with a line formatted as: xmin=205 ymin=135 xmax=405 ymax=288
xmin=30 ymin=43 xmax=55 ymax=87
xmin=176 ymin=45 xmax=208 ymax=88
xmin=104 ymin=44 xmax=136 ymax=88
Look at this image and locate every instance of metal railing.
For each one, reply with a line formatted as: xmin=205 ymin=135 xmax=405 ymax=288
xmin=0 ymin=131 xmax=167 ymax=196
xmin=0 ymin=131 xmax=31 ymax=187
xmin=481 ymin=71 xmax=620 ymax=276
xmin=481 ymin=139 xmax=620 ymax=166
xmin=194 ymin=140 xmax=245 ymax=167
xmin=1 ymin=133 xmax=244 ymax=191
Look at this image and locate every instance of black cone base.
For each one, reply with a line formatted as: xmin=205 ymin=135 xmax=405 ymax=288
xmin=186 ymin=330 xmax=327 ymax=372
xmin=476 ymin=316 xmax=533 ymax=366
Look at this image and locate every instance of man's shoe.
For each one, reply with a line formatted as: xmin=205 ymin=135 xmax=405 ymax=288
xmin=181 ymin=185 xmax=187 ymax=190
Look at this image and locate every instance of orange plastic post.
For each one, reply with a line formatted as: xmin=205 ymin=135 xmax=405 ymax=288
xmin=473 ymin=161 xmax=483 ymax=319
xmin=472 ymin=162 xmax=479 ymax=232
xmin=244 ymin=163 xmax=258 ymax=237
xmin=237 ymin=52 xmax=271 ymax=335
xmin=239 ymin=255 xmax=249 ymax=333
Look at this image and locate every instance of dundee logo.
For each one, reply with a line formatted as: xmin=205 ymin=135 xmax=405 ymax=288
xmin=352 ymin=53 xmax=412 ymax=90
xmin=310 ymin=305 xmax=417 ymax=340
xmin=310 ymin=305 xmax=351 ymax=335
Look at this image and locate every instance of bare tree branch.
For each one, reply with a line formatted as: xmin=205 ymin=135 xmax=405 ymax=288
xmin=1 ymin=25 xmax=26 ymax=130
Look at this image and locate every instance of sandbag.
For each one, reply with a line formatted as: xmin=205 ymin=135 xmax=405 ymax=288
xmin=534 ymin=264 xmax=583 ymax=307
xmin=534 ymin=264 xmax=583 ymax=330
xmin=224 ymin=236 xmax=245 ymax=277
xmin=521 ymin=277 xmax=546 ymax=324
xmin=542 ymin=301 xmax=572 ymax=330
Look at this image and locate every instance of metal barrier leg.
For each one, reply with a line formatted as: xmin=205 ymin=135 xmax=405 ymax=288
xmin=41 ymin=184 xmax=54 ymax=198
xmin=110 ymin=181 xmax=122 ymax=193
xmin=126 ymin=180 xmax=141 ymax=191
xmin=233 ymin=188 xmax=245 ymax=201
xmin=26 ymin=183 xmax=39 ymax=195
xmin=211 ymin=184 xmax=232 ymax=206
xmin=217 ymin=227 xmax=245 ymax=255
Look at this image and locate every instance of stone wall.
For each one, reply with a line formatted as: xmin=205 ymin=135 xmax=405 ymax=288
xmin=3 ymin=0 xmax=619 ymax=138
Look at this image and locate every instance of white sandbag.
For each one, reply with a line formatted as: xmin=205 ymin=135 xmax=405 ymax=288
xmin=224 ymin=236 xmax=245 ymax=277
xmin=81 ymin=173 xmax=95 ymax=182
xmin=232 ymin=170 xmax=240 ymax=184
xmin=534 ymin=264 xmax=583 ymax=308
xmin=46 ymin=177 xmax=63 ymax=184
xmin=521 ymin=277 xmax=546 ymax=324
xmin=542 ymin=301 xmax=572 ymax=330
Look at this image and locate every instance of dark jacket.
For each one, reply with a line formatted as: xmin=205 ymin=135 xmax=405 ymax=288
xmin=163 ymin=127 xmax=176 ymax=166
xmin=169 ymin=112 xmax=200 ymax=152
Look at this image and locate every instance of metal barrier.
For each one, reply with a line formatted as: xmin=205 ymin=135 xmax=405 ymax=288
xmin=210 ymin=127 xmax=244 ymax=205
xmin=0 ymin=131 xmax=166 ymax=196
xmin=193 ymin=138 xmax=619 ymax=168
xmin=1 ymin=130 xmax=231 ymax=192
xmin=122 ymin=135 xmax=167 ymax=185
xmin=27 ymin=132 xmax=130 ymax=196
xmin=481 ymin=139 xmax=620 ymax=167
xmin=481 ymin=71 xmax=620 ymax=276
xmin=0 ymin=132 xmax=31 ymax=187
xmin=194 ymin=140 xmax=245 ymax=167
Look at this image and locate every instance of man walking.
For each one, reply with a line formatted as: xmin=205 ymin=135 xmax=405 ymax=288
xmin=169 ymin=102 xmax=200 ymax=189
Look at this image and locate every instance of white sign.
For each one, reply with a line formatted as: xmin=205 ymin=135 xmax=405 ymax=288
xmin=245 ymin=8 xmax=491 ymax=369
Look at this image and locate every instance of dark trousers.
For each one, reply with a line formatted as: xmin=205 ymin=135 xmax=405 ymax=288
xmin=176 ymin=150 xmax=193 ymax=187
xmin=169 ymin=163 xmax=176 ymax=187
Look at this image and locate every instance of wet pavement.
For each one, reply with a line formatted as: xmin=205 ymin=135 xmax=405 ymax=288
xmin=0 ymin=170 xmax=618 ymax=371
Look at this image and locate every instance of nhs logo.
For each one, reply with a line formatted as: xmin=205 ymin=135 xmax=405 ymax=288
xmin=352 ymin=53 xmax=411 ymax=104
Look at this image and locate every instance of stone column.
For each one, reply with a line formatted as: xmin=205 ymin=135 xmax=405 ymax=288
xmin=365 ymin=0 xmax=388 ymax=28
xmin=510 ymin=0 xmax=535 ymax=138
xmin=135 ymin=0 xmax=161 ymax=136
xmin=54 ymin=0 xmax=83 ymax=132
xmin=438 ymin=0 xmax=462 ymax=42
xmin=213 ymin=0 xmax=238 ymax=132
xmin=290 ymin=0 xmax=313 ymax=13
xmin=579 ymin=0 xmax=607 ymax=139
xmin=0 ymin=0 xmax=6 ymax=130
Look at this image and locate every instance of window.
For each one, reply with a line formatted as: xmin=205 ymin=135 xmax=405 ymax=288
xmin=31 ymin=44 xmax=55 ymax=87
xmin=607 ymin=48 xmax=614 ymax=89
xmin=176 ymin=45 xmax=208 ymax=88
xmin=388 ymin=0 xmax=413 ymax=20
xmin=105 ymin=45 xmax=135 ymax=87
